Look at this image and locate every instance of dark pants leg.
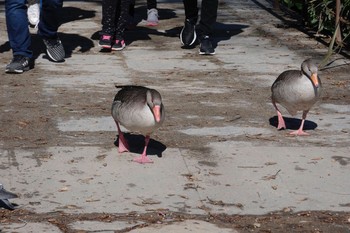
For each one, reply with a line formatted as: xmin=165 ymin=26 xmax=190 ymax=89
xmin=101 ymin=0 xmax=118 ymax=35
xmin=115 ymin=0 xmax=130 ymax=37
xmin=183 ymin=0 xmax=198 ymax=21
xmin=5 ymin=0 xmax=33 ymax=58
xmin=38 ymin=0 xmax=63 ymax=39
xmin=197 ymin=0 xmax=218 ymax=36
xmin=102 ymin=0 xmax=130 ymax=37
xmin=147 ymin=0 xmax=157 ymax=9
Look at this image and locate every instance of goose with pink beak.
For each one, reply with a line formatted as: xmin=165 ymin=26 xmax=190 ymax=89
xmin=112 ymin=85 xmax=165 ymax=163
xmin=271 ymin=59 xmax=322 ymax=136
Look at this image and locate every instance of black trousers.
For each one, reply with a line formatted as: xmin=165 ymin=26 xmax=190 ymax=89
xmin=147 ymin=0 xmax=157 ymax=9
xmin=128 ymin=0 xmax=157 ymax=17
xmin=101 ymin=0 xmax=131 ymax=36
xmin=183 ymin=0 xmax=218 ymax=36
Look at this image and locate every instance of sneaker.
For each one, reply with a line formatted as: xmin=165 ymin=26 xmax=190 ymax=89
xmin=147 ymin=8 xmax=158 ymax=26
xmin=27 ymin=3 xmax=40 ymax=28
xmin=199 ymin=35 xmax=215 ymax=55
xmin=98 ymin=34 xmax=113 ymax=49
xmin=111 ymin=36 xmax=126 ymax=51
xmin=43 ymin=37 xmax=65 ymax=62
xmin=180 ymin=18 xmax=197 ymax=46
xmin=5 ymin=55 xmax=31 ymax=74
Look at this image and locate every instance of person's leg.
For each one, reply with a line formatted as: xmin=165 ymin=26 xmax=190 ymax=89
xmin=180 ymin=0 xmax=198 ymax=46
xmin=146 ymin=0 xmax=158 ymax=26
xmin=128 ymin=0 xmax=135 ymax=18
xmin=101 ymin=0 xmax=117 ymax=36
xmin=197 ymin=0 xmax=218 ymax=55
xmin=113 ymin=0 xmax=130 ymax=50
xmin=5 ymin=0 xmax=32 ymax=58
xmin=38 ymin=0 xmax=63 ymax=39
xmin=183 ymin=0 xmax=198 ymax=21
xmin=197 ymin=0 xmax=218 ymax=37
xmin=147 ymin=0 xmax=156 ymax=10
xmin=38 ymin=0 xmax=65 ymax=61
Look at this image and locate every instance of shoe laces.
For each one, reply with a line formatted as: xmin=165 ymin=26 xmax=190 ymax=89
xmin=148 ymin=8 xmax=158 ymax=16
xmin=115 ymin=39 xmax=125 ymax=45
xmin=45 ymin=38 xmax=61 ymax=48
xmin=13 ymin=55 xmax=26 ymax=62
xmin=102 ymin=35 xmax=112 ymax=40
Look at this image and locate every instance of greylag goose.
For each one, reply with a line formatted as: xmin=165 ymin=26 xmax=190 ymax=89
xmin=271 ymin=59 xmax=322 ymax=135
xmin=111 ymin=85 xmax=165 ymax=163
xmin=0 ymin=183 xmax=18 ymax=210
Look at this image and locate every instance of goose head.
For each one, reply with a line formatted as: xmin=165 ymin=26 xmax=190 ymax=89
xmin=301 ymin=59 xmax=319 ymax=88
xmin=146 ymin=90 xmax=163 ymax=123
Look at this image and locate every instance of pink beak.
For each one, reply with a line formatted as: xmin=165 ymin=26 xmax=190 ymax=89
xmin=152 ymin=105 xmax=161 ymax=122
xmin=311 ymin=73 xmax=319 ymax=87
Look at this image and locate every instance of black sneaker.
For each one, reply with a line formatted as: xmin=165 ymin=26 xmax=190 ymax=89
xmin=199 ymin=35 xmax=215 ymax=55
xmin=5 ymin=55 xmax=31 ymax=74
xmin=43 ymin=37 xmax=65 ymax=62
xmin=111 ymin=36 xmax=126 ymax=51
xmin=98 ymin=34 xmax=113 ymax=49
xmin=180 ymin=18 xmax=197 ymax=46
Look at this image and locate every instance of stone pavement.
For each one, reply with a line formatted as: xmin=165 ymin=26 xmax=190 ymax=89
xmin=1 ymin=0 xmax=350 ymax=232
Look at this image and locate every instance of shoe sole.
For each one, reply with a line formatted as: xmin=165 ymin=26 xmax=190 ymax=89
xmin=111 ymin=45 xmax=126 ymax=51
xmin=199 ymin=50 xmax=216 ymax=55
xmin=180 ymin=27 xmax=197 ymax=46
xmin=46 ymin=50 xmax=64 ymax=62
xmin=146 ymin=21 xmax=158 ymax=26
xmin=5 ymin=67 xmax=29 ymax=74
xmin=98 ymin=44 xmax=112 ymax=49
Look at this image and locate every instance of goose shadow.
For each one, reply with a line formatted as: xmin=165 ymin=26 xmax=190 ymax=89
xmin=269 ymin=116 xmax=318 ymax=131
xmin=113 ymin=133 xmax=166 ymax=158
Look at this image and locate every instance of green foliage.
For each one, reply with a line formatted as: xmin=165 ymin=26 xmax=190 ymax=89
xmin=281 ymin=0 xmax=304 ymax=11
xmin=280 ymin=0 xmax=350 ymax=46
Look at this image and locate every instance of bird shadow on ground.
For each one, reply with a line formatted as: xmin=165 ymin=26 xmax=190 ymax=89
xmin=113 ymin=133 xmax=166 ymax=158
xmin=269 ymin=116 xmax=318 ymax=131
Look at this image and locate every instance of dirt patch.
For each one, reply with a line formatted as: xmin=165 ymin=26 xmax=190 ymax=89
xmin=1 ymin=209 xmax=350 ymax=232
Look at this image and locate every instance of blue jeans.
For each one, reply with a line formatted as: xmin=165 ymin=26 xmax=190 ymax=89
xmin=5 ymin=0 xmax=63 ymax=58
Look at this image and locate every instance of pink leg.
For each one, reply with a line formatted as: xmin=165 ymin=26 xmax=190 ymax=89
xmin=290 ymin=111 xmax=310 ymax=136
xmin=133 ymin=135 xmax=153 ymax=164
xmin=273 ymin=102 xmax=286 ymax=130
xmin=115 ymin=121 xmax=129 ymax=153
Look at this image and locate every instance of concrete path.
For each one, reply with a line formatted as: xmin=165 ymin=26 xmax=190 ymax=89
xmin=0 ymin=0 xmax=349 ymax=232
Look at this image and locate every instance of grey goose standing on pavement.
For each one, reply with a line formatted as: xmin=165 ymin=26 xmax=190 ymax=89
xmin=111 ymin=85 xmax=165 ymax=164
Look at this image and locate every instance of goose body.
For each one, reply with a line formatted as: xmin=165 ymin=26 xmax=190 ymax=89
xmin=111 ymin=85 xmax=165 ymax=163
xmin=271 ymin=59 xmax=322 ymax=135
xmin=0 ymin=183 xmax=18 ymax=210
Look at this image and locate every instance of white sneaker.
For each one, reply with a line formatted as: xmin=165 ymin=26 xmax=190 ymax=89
xmin=28 ymin=3 xmax=40 ymax=28
xmin=147 ymin=8 xmax=158 ymax=26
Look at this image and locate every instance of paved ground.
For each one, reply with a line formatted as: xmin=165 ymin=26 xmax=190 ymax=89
xmin=1 ymin=0 xmax=350 ymax=232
